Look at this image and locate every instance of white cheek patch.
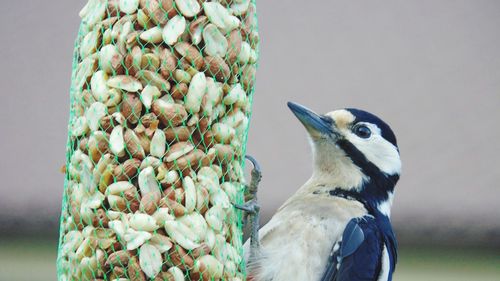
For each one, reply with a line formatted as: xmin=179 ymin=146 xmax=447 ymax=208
xmin=345 ymin=125 xmax=401 ymax=175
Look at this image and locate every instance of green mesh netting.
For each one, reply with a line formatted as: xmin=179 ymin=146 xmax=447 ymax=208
xmin=57 ymin=0 xmax=259 ymax=280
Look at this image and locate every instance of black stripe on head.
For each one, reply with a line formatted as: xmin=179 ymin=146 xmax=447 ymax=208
xmin=336 ymin=139 xmax=399 ymax=205
xmin=346 ymin=108 xmax=398 ymax=150
xmin=336 ymin=139 xmax=382 ymax=177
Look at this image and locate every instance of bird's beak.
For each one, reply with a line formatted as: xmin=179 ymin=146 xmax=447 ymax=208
xmin=287 ymin=102 xmax=333 ymax=137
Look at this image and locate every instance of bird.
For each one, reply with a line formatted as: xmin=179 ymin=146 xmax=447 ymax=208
xmin=243 ymin=102 xmax=401 ymax=281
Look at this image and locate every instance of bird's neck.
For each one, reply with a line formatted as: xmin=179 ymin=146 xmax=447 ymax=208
xmin=305 ymin=168 xmax=398 ymax=219
xmin=319 ymin=186 xmax=393 ymax=218
xmin=304 ymin=141 xmax=399 ymax=217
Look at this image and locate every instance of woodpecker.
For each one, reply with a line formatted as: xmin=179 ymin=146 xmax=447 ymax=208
xmin=243 ymin=102 xmax=401 ymax=281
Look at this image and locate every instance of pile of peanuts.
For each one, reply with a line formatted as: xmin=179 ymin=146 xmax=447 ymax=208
xmin=58 ymin=0 xmax=258 ymax=280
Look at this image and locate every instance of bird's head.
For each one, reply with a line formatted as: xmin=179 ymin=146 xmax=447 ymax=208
xmin=288 ymin=102 xmax=401 ymax=217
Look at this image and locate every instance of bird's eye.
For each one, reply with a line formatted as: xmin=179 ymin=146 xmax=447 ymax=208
xmin=354 ymin=125 xmax=371 ymax=139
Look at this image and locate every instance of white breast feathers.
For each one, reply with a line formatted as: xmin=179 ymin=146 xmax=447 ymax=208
xmin=245 ymin=194 xmax=367 ymax=281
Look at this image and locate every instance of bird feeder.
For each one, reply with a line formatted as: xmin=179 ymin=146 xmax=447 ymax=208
xmin=57 ymin=0 xmax=259 ymax=280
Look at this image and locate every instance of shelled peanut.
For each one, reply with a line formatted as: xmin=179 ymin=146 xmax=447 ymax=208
xmin=58 ymin=0 xmax=258 ymax=280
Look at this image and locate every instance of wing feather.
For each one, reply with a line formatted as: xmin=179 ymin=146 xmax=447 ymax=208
xmin=320 ymin=217 xmax=384 ymax=281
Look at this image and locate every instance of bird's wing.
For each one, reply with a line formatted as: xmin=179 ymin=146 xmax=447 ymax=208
xmin=320 ymin=217 xmax=384 ymax=281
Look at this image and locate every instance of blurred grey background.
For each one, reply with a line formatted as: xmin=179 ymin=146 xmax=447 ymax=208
xmin=0 ymin=1 xmax=499 ymax=280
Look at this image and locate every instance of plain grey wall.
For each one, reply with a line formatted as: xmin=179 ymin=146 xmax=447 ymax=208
xmin=0 ymin=1 xmax=498 ymax=245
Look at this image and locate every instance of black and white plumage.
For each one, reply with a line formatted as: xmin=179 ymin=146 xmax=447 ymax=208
xmin=245 ymin=102 xmax=401 ymax=281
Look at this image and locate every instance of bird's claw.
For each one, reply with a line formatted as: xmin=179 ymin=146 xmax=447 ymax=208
xmin=233 ymin=155 xmax=262 ymax=256
xmin=234 ymin=201 xmax=258 ymax=214
xmin=245 ymin=155 xmax=262 ymax=196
